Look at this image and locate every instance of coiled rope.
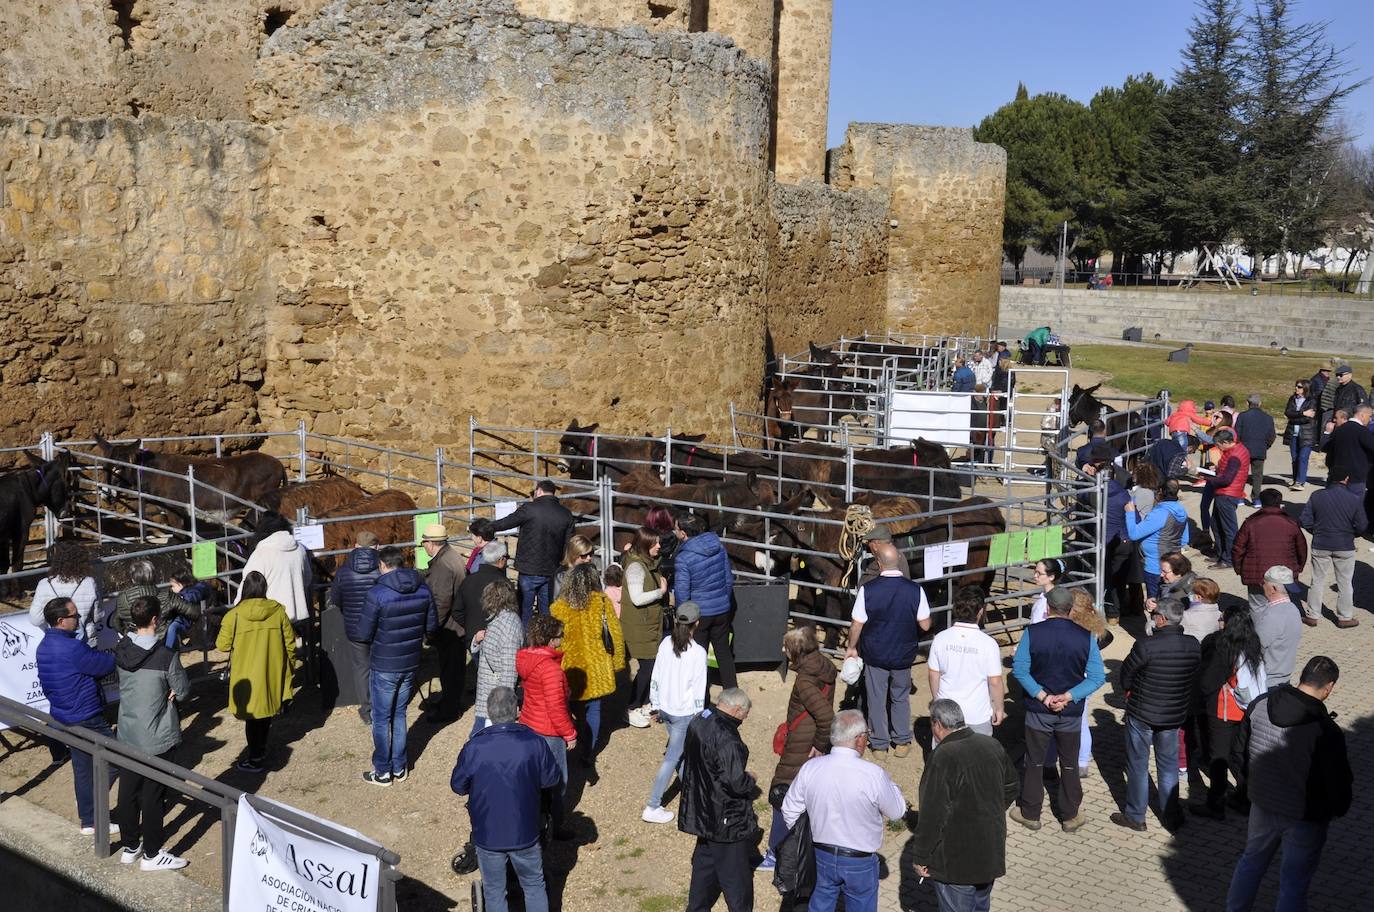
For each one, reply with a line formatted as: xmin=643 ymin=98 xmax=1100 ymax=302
xmin=838 ymin=503 xmax=876 ymax=588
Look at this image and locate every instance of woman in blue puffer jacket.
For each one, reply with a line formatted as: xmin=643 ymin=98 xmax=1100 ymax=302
xmin=1125 ymin=478 xmax=1190 ymax=599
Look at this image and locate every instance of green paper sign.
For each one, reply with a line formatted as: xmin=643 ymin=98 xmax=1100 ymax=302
xmin=988 ymin=532 xmax=1009 ymax=567
xmin=191 ymin=541 xmax=217 ymax=579
xmin=1005 ymin=531 xmax=1029 ymax=564
xmin=1026 ymin=528 xmax=1048 ymax=562
xmin=1046 ymin=524 xmax=1064 ymax=558
xmin=414 ymin=513 xmax=440 ymax=570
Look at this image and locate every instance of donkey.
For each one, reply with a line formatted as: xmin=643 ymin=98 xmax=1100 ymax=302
xmin=94 ymin=435 xmax=286 ymax=527
xmin=0 ymin=452 xmax=73 ymax=592
xmin=558 ymin=420 xmax=706 ymax=483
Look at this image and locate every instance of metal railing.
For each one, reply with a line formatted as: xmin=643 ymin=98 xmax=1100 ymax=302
xmin=1001 ymin=266 xmax=1374 ymax=298
xmin=0 ymin=695 xmax=401 ymax=912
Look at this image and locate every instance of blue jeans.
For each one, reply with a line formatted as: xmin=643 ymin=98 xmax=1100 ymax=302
xmin=476 ymin=843 xmax=548 ymax=912
xmin=648 ymin=712 xmax=693 ymax=808
xmin=1143 ymin=571 xmax=1161 ymax=599
xmin=1172 ymin=430 xmax=1191 ymax=451
xmin=164 ymin=616 xmax=189 ymax=650
xmin=369 ymin=669 xmax=415 ymax=776
xmin=1289 ymin=439 xmax=1312 ymax=485
xmin=575 ymin=699 xmax=602 ymax=756
xmin=933 ymin=881 xmax=994 ymax=912
xmin=517 ymin=574 xmax=555 ymax=626
xmin=1226 ymin=804 xmax=1328 ymax=912
xmin=1212 ymin=495 xmax=1241 ymax=564
xmin=1124 ymin=714 xmax=1180 ymax=824
xmin=810 ymin=850 xmax=879 ymax=912
xmin=69 ymin=714 xmax=116 ymax=828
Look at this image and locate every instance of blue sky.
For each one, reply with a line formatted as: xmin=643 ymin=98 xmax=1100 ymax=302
xmin=828 ymin=0 xmax=1374 ymax=148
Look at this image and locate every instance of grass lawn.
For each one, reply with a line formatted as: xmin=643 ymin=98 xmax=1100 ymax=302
xmin=1071 ymin=342 xmax=1374 ymax=414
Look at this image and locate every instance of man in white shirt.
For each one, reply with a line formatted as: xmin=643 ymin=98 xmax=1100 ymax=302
xmin=846 ymin=543 xmax=931 ymax=759
xmin=971 ymin=350 xmax=995 ymax=390
xmin=927 ymin=587 xmax=1005 ymax=738
xmin=782 ymin=710 xmax=907 ymax=912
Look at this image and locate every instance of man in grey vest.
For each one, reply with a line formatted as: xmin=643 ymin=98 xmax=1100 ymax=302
xmin=1227 ymin=656 xmax=1351 ymax=911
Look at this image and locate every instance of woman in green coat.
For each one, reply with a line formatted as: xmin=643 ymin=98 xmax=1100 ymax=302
xmin=216 ymin=570 xmax=295 ymax=772
xmin=621 ymin=527 xmax=667 ymax=729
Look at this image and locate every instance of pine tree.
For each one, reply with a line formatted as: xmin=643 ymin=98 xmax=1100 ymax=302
xmin=1125 ymin=0 xmax=1248 ymax=259
xmin=1090 ymin=73 xmax=1168 ymax=277
xmin=1015 ymin=81 xmax=1029 ymax=102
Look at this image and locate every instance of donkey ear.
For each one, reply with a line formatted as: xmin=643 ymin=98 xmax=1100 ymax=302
xmin=584 ymin=423 xmax=599 ymax=433
xmin=566 ymin=420 xmax=580 ymax=432
xmin=24 ymin=451 xmax=45 ymax=467
xmin=94 ymin=433 xmax=109 ymax=449
xmin=745 ymin=470 xmax=759 ymax=491
xmin=1087 ymin=383 xmax=1101 ymax=394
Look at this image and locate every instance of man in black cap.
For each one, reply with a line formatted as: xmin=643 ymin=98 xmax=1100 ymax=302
xmin=1326 ymin=365 xmax=1366 ymax=431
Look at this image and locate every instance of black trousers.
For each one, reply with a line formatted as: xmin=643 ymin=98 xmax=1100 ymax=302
xmin=693 ymin=613 xmax=736 ymax=690
xmin=245 ymin=717 xmax=272 ymax=761
xmin=1019 ymin=717 xmax=1083 ymax=822
xmin=347 ymin=639 xmax=372 ymax=714
xmin=629 ymin=657 xmax=655 ymax=709
xmin=432 ymin=627 xmax=466 ymax=719
xmin=686 ymin=838 xmax=753 ymax=912
xmin=115 ymin=748 xmax=175 ymax=856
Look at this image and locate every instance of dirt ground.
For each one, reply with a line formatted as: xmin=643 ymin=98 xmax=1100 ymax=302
xmin=0 ymin=363 xmax=1148 ymax=912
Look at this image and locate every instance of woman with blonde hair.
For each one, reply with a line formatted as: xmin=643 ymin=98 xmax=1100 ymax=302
xmin=550 ymin=562 xmax=625 ymax=765
xmin=555 ymin=534 xmax=596 ymax=594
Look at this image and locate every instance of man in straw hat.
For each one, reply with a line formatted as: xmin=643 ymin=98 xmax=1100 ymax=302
xmin=421 ymin=522 xmax=468 ymax=725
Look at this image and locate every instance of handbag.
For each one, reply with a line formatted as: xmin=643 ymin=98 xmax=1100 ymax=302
xmin=599 ymin=598 xmax=615 ymax=655
xmin=772 ymin=683 xmax=832 ymax=755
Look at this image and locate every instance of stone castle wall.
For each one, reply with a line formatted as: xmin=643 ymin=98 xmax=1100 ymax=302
xmin=831 ymin=124 xmax=1005 ymax=337
xmin=0 ymin=115 xmax=270 ymax=442
xmin=773 ymin=0 xmax=831 ymax=183
xmin=765 ymin=181 xmax=888 ymax=354
xmin=252 ymin=1 xmax=773 ymax=446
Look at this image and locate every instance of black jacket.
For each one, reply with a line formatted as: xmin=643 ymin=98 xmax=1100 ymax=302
xmin=1234 ymin=407 xmax=1277 ymax=460
xmin=1329 ymin=379 xmax=1366 ymax=422
xmin=457 ymin=563 xmax=508 ymax=642
xmin=1233 ymin=685 xmax=1352 ymax=823
xmin=490 ymin=495 xmax=575 ymax=577
xmin=910 ymin=727 xmax=1019 ymax=885
xmin=1321 ymin=421 xmax=1374 ymax=485
xmin=1120 ymin=624 xmax=1201 ymax=729
xmin=678 ymin=708 xmax=759 ymax=843
xmin=1283 ymin=395 xmax=1319 ymax=448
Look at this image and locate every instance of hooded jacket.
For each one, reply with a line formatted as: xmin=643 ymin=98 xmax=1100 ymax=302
xmin=1232 ymin=506 xmax=1308 ymax=587
xmin=242 ymin=529 xmax=314 ymax=623
xmin=1120 ymin=624 xmax=1202 ymax=729
xmin=358 ymin=568 xmax=437 ymax=674
xmin=770 ymin=649 xmax=837 ymax=790
xmin=1234 ymin=685 xmax=1352 ymax=822
xmin=672 ymin=532 xmax=734 ymax=618
xmin=115 ymin=632 xmax=190 ymax=756
xmin=216 ymin=597 xmax=295 ymax=721
xmin=35 ymin=627 xmax=115 ymax=724
xmin=1165 ymin=400 xmax=1205 ymax=435
xmin=329 ymin=546 xmax=380 ymax=643
xmin=516 ymin=646 xmax=576 ymax=742
xmin=678 ymin=707 xmax=758 ymax=843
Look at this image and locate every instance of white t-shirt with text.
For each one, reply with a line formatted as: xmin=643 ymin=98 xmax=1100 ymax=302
xmin=927 ymin=622 xmax=1003 ymax=726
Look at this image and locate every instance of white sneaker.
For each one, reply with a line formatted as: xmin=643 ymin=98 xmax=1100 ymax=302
xmin=627 ymin=707 xmax=651 ymax=729
xmin=642 ymin=805 xmax=675 ymax=824
xmin=140 ymin=850 xmax=189 ymax=872
xmin=80 ymin=823 xmax=120 ymax=836
xmin=119 ymin=843 xmax=143 ymax=864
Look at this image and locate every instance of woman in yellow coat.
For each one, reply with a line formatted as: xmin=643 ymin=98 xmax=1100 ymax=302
xmin=216 ymin=570 xmax=295 ymax=772
xmin=550 ymin=562 xmax=625 ymax=762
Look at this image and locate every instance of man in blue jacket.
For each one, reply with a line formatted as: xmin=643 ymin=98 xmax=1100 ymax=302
xmin=329 ymin=530 xmax=380 ymax=724
xmin=1234 ymin=394 xmax=1277 ymax=505
xmin=451 ymin=686 xmax=560 ymax=912
xmin=950 ymin=357 xmax=975 ymax=393
xmin=358 ymin=546 xmax=436 ymax=785
xmin=1011 ymin=587 xmax=1106 ymax=833
xmin=847 ymin=543 xmax=931 ymax=759
xmin=673 ymin=512 xmax=736 ymax=689
xmin=35 ymin=596 xmax=118 ymax=836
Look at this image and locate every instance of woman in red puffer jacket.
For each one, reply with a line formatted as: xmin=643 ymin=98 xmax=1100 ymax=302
xmin=515 ymin=615 xmax=577 ymax=839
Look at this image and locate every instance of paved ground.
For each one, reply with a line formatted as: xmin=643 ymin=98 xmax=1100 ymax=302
xmin=2 ymin=423 xmax=1371 ymax=912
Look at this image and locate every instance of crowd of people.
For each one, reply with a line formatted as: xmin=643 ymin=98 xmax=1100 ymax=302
xmin=20 ymin=355 xmax=1363 ymax=911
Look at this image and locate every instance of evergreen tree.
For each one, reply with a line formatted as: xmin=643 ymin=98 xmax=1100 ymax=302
xmin=1239 ymin=0 xmax=1364 ymax=276
xmin=1124 ymin=0 xmax=1248 ymax=260
xmin=1090 ymin=73 xmax=1168 ymax=276
xmin=1015 ymin=81 xmax=1029 ymax=102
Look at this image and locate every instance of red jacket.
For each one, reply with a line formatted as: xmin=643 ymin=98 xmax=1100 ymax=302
xmin=516 ymin=646 xmax=576 ymax=742
xmin=1232 ymin=506 xmax=1309 ymax=587
xmin=1212 ymin=445 xmax=1251 ymax=499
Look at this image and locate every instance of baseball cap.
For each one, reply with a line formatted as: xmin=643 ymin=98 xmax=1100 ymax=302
xmin=1204 ymin=401 xmax=1216 ymax=410
xmin=1045 ymin=587 xmax=1074 ymax=612
xmin=1335 ymin=365 xmax=1352 ymax=377
xmin=675 ymin=601 xmax=701 ymax=624
xmin=1263 ymin=566 xmax=1295 ymax=585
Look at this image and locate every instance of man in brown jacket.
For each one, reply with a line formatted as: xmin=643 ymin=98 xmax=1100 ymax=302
xmin=421 ymin=522 xmax=467 ymax=724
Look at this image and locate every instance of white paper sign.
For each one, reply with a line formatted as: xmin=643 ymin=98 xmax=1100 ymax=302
xmin=229 ymin=794 xmax=381 ymax=912
xmin=292 ymin=523 xmax=325 ymax=551
xmin=922 ymin=541 xmax=971 ymax=580
xmin=888 ymin=391 xmax=972 ymax=448
xmin=493 ymin=500 xmax=518 ymax=521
